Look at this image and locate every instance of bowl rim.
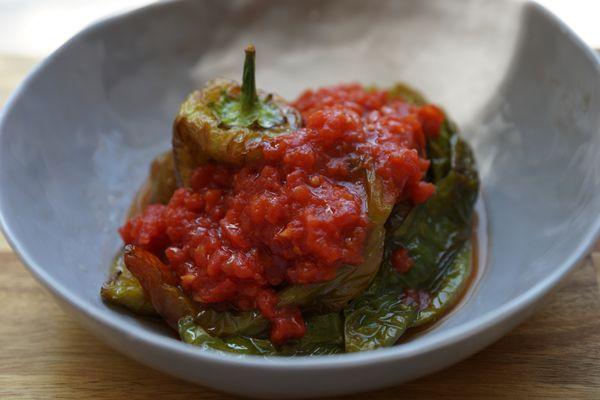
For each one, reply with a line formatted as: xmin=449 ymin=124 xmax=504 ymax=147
xmin=1 ymin=0 xmax=599 ymax=370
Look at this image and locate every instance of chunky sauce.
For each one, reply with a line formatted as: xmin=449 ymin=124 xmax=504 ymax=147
xmin=119 ymin=84 xmax=445 ymax=343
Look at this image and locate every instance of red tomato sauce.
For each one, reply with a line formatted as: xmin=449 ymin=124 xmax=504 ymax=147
xmin=120 ymin=84 xmax=445 ymax=343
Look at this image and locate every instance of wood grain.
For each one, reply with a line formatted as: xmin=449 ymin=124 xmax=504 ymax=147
xmin=1 ymin=250 xmax=599 ymax=399
xmin=1 ymin=55 xmax=599 ymax=399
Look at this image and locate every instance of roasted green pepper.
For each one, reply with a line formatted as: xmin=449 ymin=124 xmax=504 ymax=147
xmin=127 ymin=151 xmax=178 ymax=218
xmin=172 ymin=45 xmax=301 ymax=186
xmin=105 ymin=69 xmax=480 ymax=356
xmin=180 ymin=312 xmax=344 ymax=356
xmin=121 ymin=244 xmax=273 ymax=339
xmin=100 ymin=249 xmax=156 ymax=316
xmin=344 ymin=102 xmax=479 ymax=352
xmin=414 ymin=240 xmax=473 ymax=326
xmin=102 ymin=150 xmax=178 ymax=315
xmin=278 ymin=169 xmax=392 ymax=313
xmin=179 ymin=316 xmax=276 ymax=356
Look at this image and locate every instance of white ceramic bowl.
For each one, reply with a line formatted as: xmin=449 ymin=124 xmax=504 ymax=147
xmin=1 ymin=0 xmax=599 ymax=397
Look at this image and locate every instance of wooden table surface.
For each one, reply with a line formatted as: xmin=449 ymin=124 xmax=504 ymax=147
xmin=1 ymin=56 xmax=600 ymax=399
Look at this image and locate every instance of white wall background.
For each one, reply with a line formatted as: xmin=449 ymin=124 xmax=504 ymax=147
xmin=0 ymin=0 xmax=597 ymax=57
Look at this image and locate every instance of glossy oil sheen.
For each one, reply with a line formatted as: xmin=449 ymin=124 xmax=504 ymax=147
xmin=0 ymin=0 xmax=599 ymax=398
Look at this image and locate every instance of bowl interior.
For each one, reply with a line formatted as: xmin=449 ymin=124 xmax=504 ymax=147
xmin=1 ymin=0 xmax=600 ymax=361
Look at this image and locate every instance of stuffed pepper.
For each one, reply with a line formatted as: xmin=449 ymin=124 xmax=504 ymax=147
xmin=101 ymin=46 xmax=479 ymax=355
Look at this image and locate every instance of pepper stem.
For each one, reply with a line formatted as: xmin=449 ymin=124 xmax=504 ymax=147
xmin=240 ymin=45 xmax=258 ymax=111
